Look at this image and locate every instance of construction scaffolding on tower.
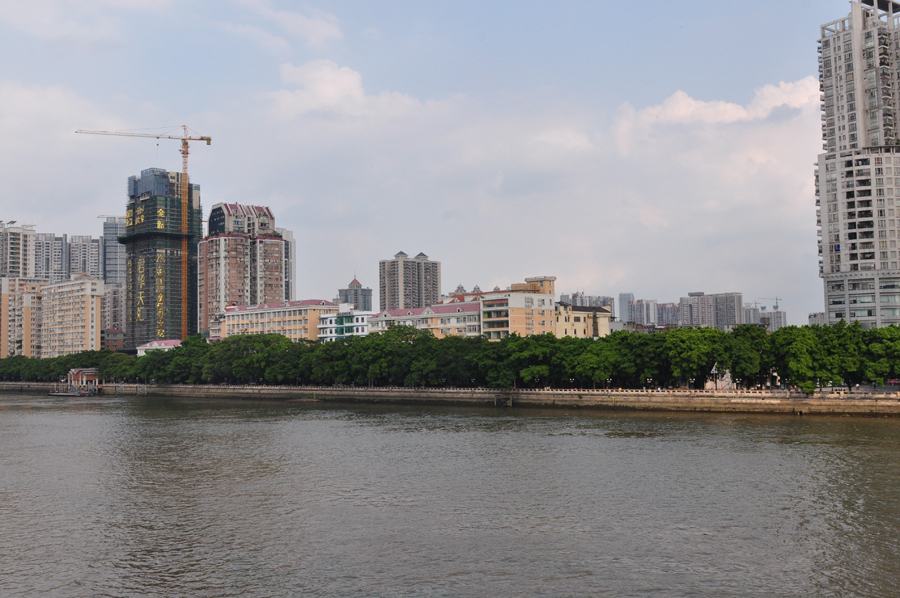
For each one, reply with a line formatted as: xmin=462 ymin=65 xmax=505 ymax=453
xmin=120 ymin=168 xmax=203 ymax=349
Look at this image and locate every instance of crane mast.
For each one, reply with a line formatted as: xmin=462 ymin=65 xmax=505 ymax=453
xmin=76 ymin=126 xmax=211 ymax=340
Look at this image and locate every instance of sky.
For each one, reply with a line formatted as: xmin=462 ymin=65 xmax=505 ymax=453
xmin=0 ymin=0 xmax=862 ymax=322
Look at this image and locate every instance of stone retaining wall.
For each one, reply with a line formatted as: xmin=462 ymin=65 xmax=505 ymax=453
xmin=98 ymin=384 xmax=900 ymax=415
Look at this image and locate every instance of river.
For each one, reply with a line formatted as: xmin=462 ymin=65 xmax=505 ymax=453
xmin=1 ymin=394 xmax=898 ymax=597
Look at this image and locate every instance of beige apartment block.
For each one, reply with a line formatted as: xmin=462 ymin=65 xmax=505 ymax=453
xmin=0 ymin=223 xmax=36 ymax=279
xmin=41 ymin=275 xmax=103 ymax=358
xmin=480 ymin=276 xmax=557 ymax=340
xmin=1 ymin=278 xmax=46 ymax=358
xmin=555 ymin=303 xmax=611 ymax=339
xmin=209 ymin=299 xmax=337 ymax=342
xmin=378 ymin=251 xmax=441 ymax=311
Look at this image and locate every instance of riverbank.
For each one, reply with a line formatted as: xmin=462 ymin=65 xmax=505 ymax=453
xmin=3 ymin=382 xmax=897 ymax=416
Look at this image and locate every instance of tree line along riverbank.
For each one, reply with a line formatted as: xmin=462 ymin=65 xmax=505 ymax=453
xmin=1 ymin=323 xmax=898 ymax=393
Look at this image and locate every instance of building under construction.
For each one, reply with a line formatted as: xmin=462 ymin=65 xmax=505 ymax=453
xmin=122 ymin=168 xmax=202 ymax=349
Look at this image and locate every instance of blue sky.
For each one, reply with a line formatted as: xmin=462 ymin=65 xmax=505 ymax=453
xmin=0 ymin=0 xmax=862 ymax=320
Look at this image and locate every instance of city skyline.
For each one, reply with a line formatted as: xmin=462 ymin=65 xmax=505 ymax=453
xmin=0 ymin=2 xmax=866 ymax=323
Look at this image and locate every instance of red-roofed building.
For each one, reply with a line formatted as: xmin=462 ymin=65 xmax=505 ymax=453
xmin=209 ymin=299 xmax=338 ymax=342
xmin=368 ymin=301 xmax=482 ymax=338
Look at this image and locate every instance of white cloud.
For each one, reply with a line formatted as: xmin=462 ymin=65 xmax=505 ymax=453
xmin=218 ymin=22 xmax=291 ymax=56
xmin=0 ymin=63 xmax=825 ymax=322
xmin=614 ymin=77 xmax=819 ymax=155
xmin=268 ymin=60 xmax=419 ymax=118
xmin=0 ymin=0 xmax=170 ymax=41
xmin=235 ymin=0 xmax=342 ymax=48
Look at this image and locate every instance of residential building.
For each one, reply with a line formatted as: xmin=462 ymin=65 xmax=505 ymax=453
xmin=122 ymin=168 xmax=203 ymax=348
xmin=102 ymin=329 xmax=125 ymax=352
xmin=679 ymin=292 xmax=743 ymax=329
xmin=818 ymin=1 xmax=900 ymax=328
xmin=743 ymin=304 xmax=761 ymax=326
xmin=679 ymin=292 xmax=714 ymax=327
xmin=618 ymin=293 xmax=635 ymax=322
xmin=40 ymin=275 xmax=103 ymax=358
xmin=559 ymin=293 xmax=616 ymax=319
xmin=198 ymin=203 xmax=284 ymax=334
xmin=209 ymin=299 xmax=338 ymax=342
xmin=480 ymin=276 xmax=556 ymax=340
xmin=102 ymin=282 xmax=126 ymax=333
xmin=657 ymin=302 xmax=679 ymax=326
xmin=33 ymin=233 xmax=68 ymax=283
xmin=369 ymin=275 xmax=556 ymax=340
xmin=318 ymin=304 xmax=378 ymax=342
xmin=555 ymin=303 xmax=611 ymax=338
xmin=69 ymin=235 xmax=102 ymax=278
xmin=809 ymin=312 xmax=828 ymax=325
xmin=713 ymin=293 xmax=744 ymax=329
xmin=208 ymin=203 xmax=275 ymax=236
xmin=759 ymin=306 xmax=788 ymax=333
xmin=102 ymin=217 xmax=127 ymax=285
xmin=275 ymin=227 xmax=296 ymax=300
xmin=0 ymin=222 xmax=35 ymax=279
xmin=336 ymin=277 xmax=373 ymax=311
xmin=0 ymin=278 xmax=46 ymax=358
xmin=630 ymin=299 xmax=658 ymax=326
xmin=378 ymin=251 xmax=441 ymax=311
xmin=368 ymin=302 xmax=482 ymax=339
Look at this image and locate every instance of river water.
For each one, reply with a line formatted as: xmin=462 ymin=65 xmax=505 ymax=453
xmin=1 ymin=394 xmax=899 ymax=597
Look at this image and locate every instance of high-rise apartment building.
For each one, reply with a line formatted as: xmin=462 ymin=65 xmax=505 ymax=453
xmin=818 ymin=1 xmax=900 ymax=328
xmin=102 ymin=282 xmax=127 ymax=333
xmin=275 ymin=227 xmax=296 ymax=300
xmin=40 ymin=275 xmax=104 ymax=358
xmin=337 ymin=278 xmax=373 ymax=311
xmin=69 ymin=235 xmax=102 ymax=278
xmin=198 ymin=203 xmax=284 ymax=334
xmin=618 ymin=293 xmax=635 ymax=323
xmin=657 ymin=302 xmax=679 ymax=326
xmin=33 ymin=233 xmax=68 ymax=283
xmin=122 ymin=168 xmax=202 ymax=347
xmin=378 ymin=251 xmax=441 ymax=311
xmin=758 ymin=306 xmax=788 ymax=333
xmin=630 ymin=299 xmax=658 ymax=326
xmin=0 ymin=223 xmax=35 ymax=279
xmin=102 ymin=217 xmax=127 ymax=285
xmin=678 ymin=291 xmax=744 ymax=329
xmin=0 ymin=278 xmax=45 ymax=358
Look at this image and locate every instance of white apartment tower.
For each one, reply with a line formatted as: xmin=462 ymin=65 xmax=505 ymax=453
xmin=818 ymin=1 xmax=900 ymax=328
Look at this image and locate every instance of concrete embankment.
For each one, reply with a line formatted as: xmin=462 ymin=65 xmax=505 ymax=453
xmin=94 ymin=384 xmax=900 ymax=416
xmin=0 ymin=381 xmax=62 ymax=394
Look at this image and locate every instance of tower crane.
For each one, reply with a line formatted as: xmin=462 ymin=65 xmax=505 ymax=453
xmin=76 ymin=126 xmax=211 ymax=340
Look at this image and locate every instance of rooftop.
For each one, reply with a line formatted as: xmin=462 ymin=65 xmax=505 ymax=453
xmin=224 ymin=299 xmax=337 ymax=313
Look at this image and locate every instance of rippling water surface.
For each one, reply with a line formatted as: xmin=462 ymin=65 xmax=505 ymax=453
xmin=1 ymin=394 xmax=899 ymax=597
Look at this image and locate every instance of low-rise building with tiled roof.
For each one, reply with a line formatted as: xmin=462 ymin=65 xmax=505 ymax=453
xmin=209 ymin=299 xmax=338 ymax=342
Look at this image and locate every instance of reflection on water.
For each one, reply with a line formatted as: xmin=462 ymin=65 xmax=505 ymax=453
xmin=1 ymin=395 xmax=899 ymax=597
